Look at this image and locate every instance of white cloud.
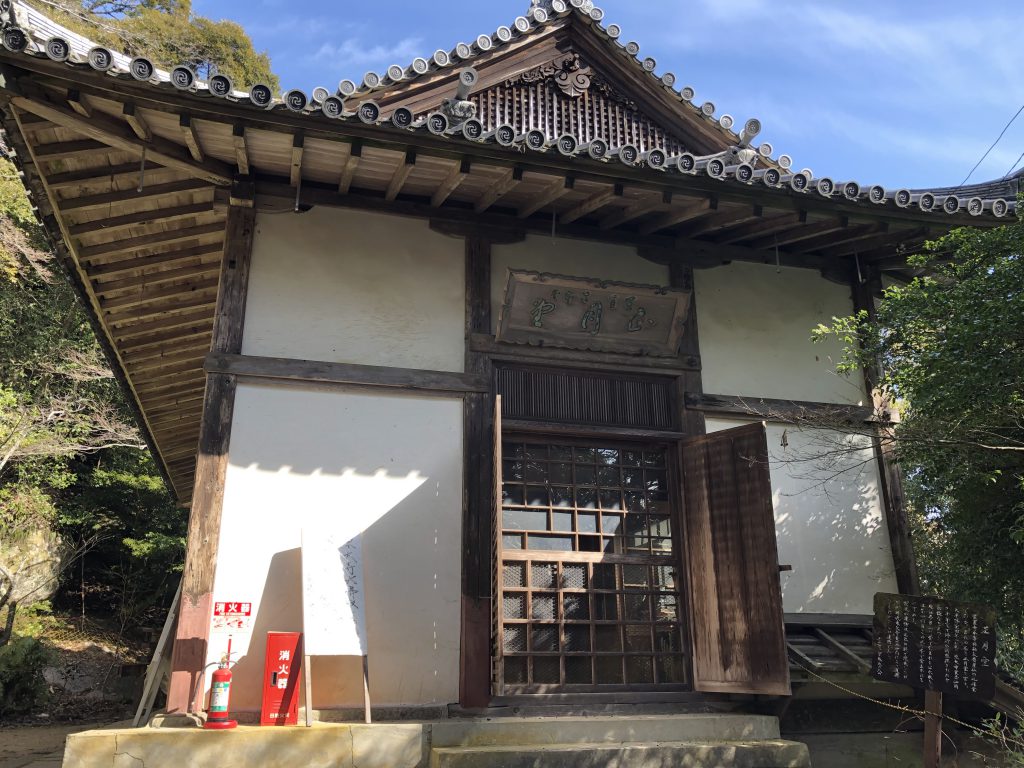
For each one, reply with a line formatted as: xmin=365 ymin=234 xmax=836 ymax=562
xmin=311 ymin=36 xmax=424 ymax=72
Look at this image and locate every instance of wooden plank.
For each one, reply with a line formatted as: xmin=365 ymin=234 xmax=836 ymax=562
xmin=475 ymin=167 xmax=521 ymax=214
xmin=784 ymin=613 xmax=872 ymax=629
xmin=205 ymin=352 xmax=489 ymax=395
xmin=813 ymin=629 xmax=872 ymax=674
xmin=89 ymin=243 xmax=224 ymax=279
xmin=384 ymin=148 xmax=416 ymax=202
xmin=789 ymin=223 xmax=888 ymax=256
xmin=681 ymin=423 xmax=790 ymax=695
xmin=67 ymin=89 xmax=91 ymax=118
xmin=818 ymin=228 xmax=929 ymax=259
xmin=100 ymin=278 xmax=219 ymax=313
xmin=95 ymin=262 xmax=222 ymax=295
xmin=60 ymin=179 xmax=211 ymax=213
xmin=11 ymin=96 xmax=233 ymax=186
xmin=290 ymin=132 xmax=304 ymax=188
xmin=503 ymin=419 xmax=685 ymax=441
xmin=338 ymin=140 xmax=361 ymax=194
xmin=517 ymin=176 xmax=574 ymax=219
xmin=232 ymin=125 xmax=250 ymax=175
xmin=559 ymin=184 xmax=622 ymax=224
xmin=746 ymin=217 xmax=848 ymax=249
xmin=123 ymin=102 xmax=152 ymax=141
xmin=47 ymin=162 xmax=164 ymax=189
xmin=469 ymin=332 xmax=699 ymax=373
xmin=432 ymin=157 xmax=471 ymax=207
xmin=678 ymin=205 xmax=762 ymax=238
xmin=639 ymin=198 xmax=714 ymax=235
xmin=69 ymin=202 xmax=216 ymax=237
xmin=167 ymin=196 xmax=255 ymax=714
xmin=599 ymin=191 xmax=670 ymax=230
xmin=787 ymin=641 xmax=824 ymax=671
xmin=684 ymin=391 xmax=875 ymax=423
xmin=80 ymin=223 xmax=224 ymax=261
xmin=714 ymin=211 xmax=805 ymax=245
xmin=671 ymin=261 xmax=706 ymax=436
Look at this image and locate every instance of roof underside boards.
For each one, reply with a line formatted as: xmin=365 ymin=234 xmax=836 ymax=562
xmin=0 ymin=1 xmax=1017 ymax=501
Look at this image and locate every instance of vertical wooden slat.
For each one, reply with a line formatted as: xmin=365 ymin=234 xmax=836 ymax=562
xmin=166 ymin=178 xmax=255 ymax=714
xmin=671 ymin=261 xmax=706 ymax=436
xmin=680 ymin=422 xmax=790 ymax=695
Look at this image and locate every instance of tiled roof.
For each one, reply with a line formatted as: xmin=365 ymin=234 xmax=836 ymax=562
xmin=0 ymin=0 xmax=1017 ymax=220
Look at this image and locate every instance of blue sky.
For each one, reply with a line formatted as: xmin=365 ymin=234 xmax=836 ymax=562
xmin=190 ymin=0 xmax=1024 ymax=191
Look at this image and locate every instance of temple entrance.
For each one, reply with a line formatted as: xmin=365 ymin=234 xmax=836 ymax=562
xmin=493 ymin=436 xmax=689 ymax=694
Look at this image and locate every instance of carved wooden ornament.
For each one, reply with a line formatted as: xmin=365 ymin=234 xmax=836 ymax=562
xmin=506 ymin=53 xmax=593 ymax=98
xmin=496 ymin=270 xmax=691 ymax=356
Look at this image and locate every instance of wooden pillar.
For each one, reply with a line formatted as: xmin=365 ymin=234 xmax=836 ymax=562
xmin=460 ymin=234 xmax=494 ymax=709
xmin=670 ymin=261 xmax=706 ymax=436
xmin=166 ymin=178 xmax=256 ymax=714
xmin=851 ymin=268 xmax=921 ymax=596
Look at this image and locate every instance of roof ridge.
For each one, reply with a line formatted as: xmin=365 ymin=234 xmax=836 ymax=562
xmin=0 ymin=0 xmax=1016 ymax=219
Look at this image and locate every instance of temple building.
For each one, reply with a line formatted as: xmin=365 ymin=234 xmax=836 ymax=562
xmin=0 ymin=0 xmax=1019 ymax=765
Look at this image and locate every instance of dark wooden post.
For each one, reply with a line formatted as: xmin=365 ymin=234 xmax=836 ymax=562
xmin=924 ymin=689 xmax=944 ymax=768
xmin=670 ymin=260 xmax=706 ymax=436
xmin=166 ymin=177 xmax=256 ymax=714
xmin=850 ymin=268 xmax=921 ymax=597
xmin=460 ymin=234 xmax=494 ymax=709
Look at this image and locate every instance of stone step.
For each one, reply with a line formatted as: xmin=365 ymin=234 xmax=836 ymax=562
xmin=431 ymin=740 xmax=813 ymax=768
xmin=430 ymin=714 xmax=781 ymax=747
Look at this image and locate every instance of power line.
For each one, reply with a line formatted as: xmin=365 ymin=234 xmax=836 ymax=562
xmin=1004 ymin=147 xmax=1024 ymax=180
xmin=958 ymin=102 xmax=1024 ymax=188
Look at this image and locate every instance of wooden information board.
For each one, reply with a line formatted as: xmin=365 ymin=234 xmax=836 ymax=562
xmin=872 ymin=592 xmax=997 ymax=700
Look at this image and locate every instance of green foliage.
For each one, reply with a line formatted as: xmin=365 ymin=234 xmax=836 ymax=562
xmin=976 ymin=714 xmax=1024 ymax=766
xmin=815 ymin=207 xmax=1024 ymax=659
xmin=0 ymin=635 xmax=51 ymax=716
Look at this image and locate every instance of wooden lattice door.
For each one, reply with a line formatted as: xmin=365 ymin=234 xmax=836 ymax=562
xmin=493 ymin=434 xmax=689 ymax=694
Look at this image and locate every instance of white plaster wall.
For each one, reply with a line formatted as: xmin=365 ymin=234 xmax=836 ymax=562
xmin=707 ymin=417 xmax=897 ymax=614
xmin=243 ymin=207 xmax=465 ymax=372
xmin=490 ymin=235 xmax=671 ymax=333
xmin=696 ymin=262 xmax=866 ymax=405
xmin=206 ymin=381 xmax=463 ymax=711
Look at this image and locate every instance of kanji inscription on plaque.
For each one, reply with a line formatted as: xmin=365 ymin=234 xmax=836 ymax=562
xmin=496 ymin=271 xmax=691 ymax=357
xmin=872 ymin=592 xmax=997 ymax=700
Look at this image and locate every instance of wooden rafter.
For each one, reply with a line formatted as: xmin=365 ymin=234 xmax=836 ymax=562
xmin=789 ymin=222 xmax=887 ymax=255
xmin=60 ymin=179 xmax=211 ymax=213
xmin=67 ymin=88 xmax=91 ymax=118
xmin=385 ymin=148 xmax=416 ymax=202
xmin=431 ymin=157 xmax=471 ymax=207
xmin=517 ymin=176 xmax=575 ymax=219
xmin=599 ymin=190 xmax=670 ymax=230
xmin=639 ymin=198 xmax=714 ymax=235
xmin=179 ymin=114 xmax=204 ymax=163
xmin=69 ymin=201 xmax=215 ymax=237
xmin=47 ymin=162 xmax=161 ymax=189
xmin=338 ymin=140 xmax=361 ymax=194
xmin=89 ymin=243 xmax=224 ymax=279
xmin=747 ymin=217 xmax=847 ymax=249
xmin=33 ymin=138 xmax=111 ymax=161
xmin=9 ymin=95 xmax=233 ymax=185
xmin=715 ymin=211 xmax=805 ymax=245
xmin=122 ymin=102 xmax=151 ymax=141
xmin=79 ymin=222 xmax=225 ymax=261
xmin=819 ymin=227 xmax=928 ymax=259
xmin=475 ymin=166 xmax=522 ymax=214
xmin=94 ymin=262 xmax=222 ymax=295
xmin=678 ymin=205 xmax=762 ymax=239
xmin=231 ymin=125 xmax=250 ymax=175
xmin=560 ymin=184 xmax=623 ymax=224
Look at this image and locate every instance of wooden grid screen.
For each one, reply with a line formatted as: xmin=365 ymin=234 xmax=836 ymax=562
xmin=496 ymin=439 xmax=687 ymax=693
xmin=496 ymin=366 xmax=674 ymax=430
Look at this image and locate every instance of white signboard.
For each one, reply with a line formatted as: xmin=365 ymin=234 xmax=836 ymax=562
xmin=301 ymin=527 xmax=368 ymax=657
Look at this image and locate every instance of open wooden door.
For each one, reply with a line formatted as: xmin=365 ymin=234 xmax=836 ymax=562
xmin=680 ymin=422 xmax=790 ymax=695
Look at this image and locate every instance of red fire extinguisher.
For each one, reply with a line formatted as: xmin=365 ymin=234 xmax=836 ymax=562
xmin=204 ymin=638 xmax=238 ymax=730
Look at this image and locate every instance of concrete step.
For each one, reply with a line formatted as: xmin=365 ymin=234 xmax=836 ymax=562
xmin=430 ymin=714 xmax=781 ymax=747
xmin=431 ymin=740 xmax=812 ymax=768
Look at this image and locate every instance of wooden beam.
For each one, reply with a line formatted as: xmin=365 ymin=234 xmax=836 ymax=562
xmin=122 ymin=102 xmax=151 ymax=141
xmin=289 ymin=132 xmax=304 ymax=188
xmin=671 ymin=261 xmax=706 ymax=436
xmin=517 ymin=175 xmax=575 ymax=219
xmin=100 ymin=277 xmax=219 ymax=311
xmin=231 ymin=125 xmax=250 ymax=175
xmin=338 ymin=140 xmax=361 ymax=194
xmin=47 ymin=162 xmax=164 ymax=190
xmin=747 ymin=217 xmax=847 ymax=249
xmin=678 ymin=205 xmax=762 ymax=238
xmin=33 ymin=138 xmax=111 ymax=161
xmin=79 ymin=222 xmax=224 ymax=262
xmin=818 ymin=228 xmax=928 ymax=259
xmin=469 ymin=332 xmax=699 ymax=373
xmin=69 ymin=202 xmax=216 ymax=237
xmin=94 ymin=262 xmax=222 ymax=295
xmin=789 ymin=223 xmax=888 ymax=255
xmin=205 ymin=352 xmax=489 ymax=395
xmin=639 ymin=198 xmax=715 ymax=235
xmin=504 ymin=418 xmax=685 ymax=441
xmin=475 ymin=166 xmax=522 ymax=214
xmin=66 ymin=88 xmax=91 ymax=118
xmin=109 ymin=307 xmax=215 ymax=341
xmin=812 ymin=628 xmax=871 ymax=674
xmin=599 ymin=191 xmax=670 ymax=230
xmin=559 ymin=184 xmax=623 ymax=224
xmin=167 ymin=190 xmax=255 ymax=715
xmin=179 ymin=114 xmax=204 ymax=163
xmin=104 ymin=294 xmax=218 ymax=324
xmin=432 ymin=157 xmax=471 ymax=207
xmin=787 ymin=642 xmax=824 ymax=672
xmin=684 ymin=391 xmax=875 ymax=423
xmin=60 ymin=179 xmax=212 ymax=213
xmin=385 ymin=148 xmax=416 ymax=202
xmin=11 ymin=96 xmax=232 ymax=186
xmin=715 ymin=211 xmax=805 ymax=245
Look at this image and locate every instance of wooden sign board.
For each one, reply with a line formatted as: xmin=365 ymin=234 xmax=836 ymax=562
xmin=496 ymin=271 xmax=691 ymax=357
xmin=872 ymin=592 xmax=997 ymax=700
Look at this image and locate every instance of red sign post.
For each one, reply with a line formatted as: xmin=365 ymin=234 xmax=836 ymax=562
xmin=260 ymin=632 xmax=302 ymax=726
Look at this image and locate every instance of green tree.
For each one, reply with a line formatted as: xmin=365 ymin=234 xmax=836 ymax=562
xmin=814 ymin=209 xmax=1024 ymax=673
